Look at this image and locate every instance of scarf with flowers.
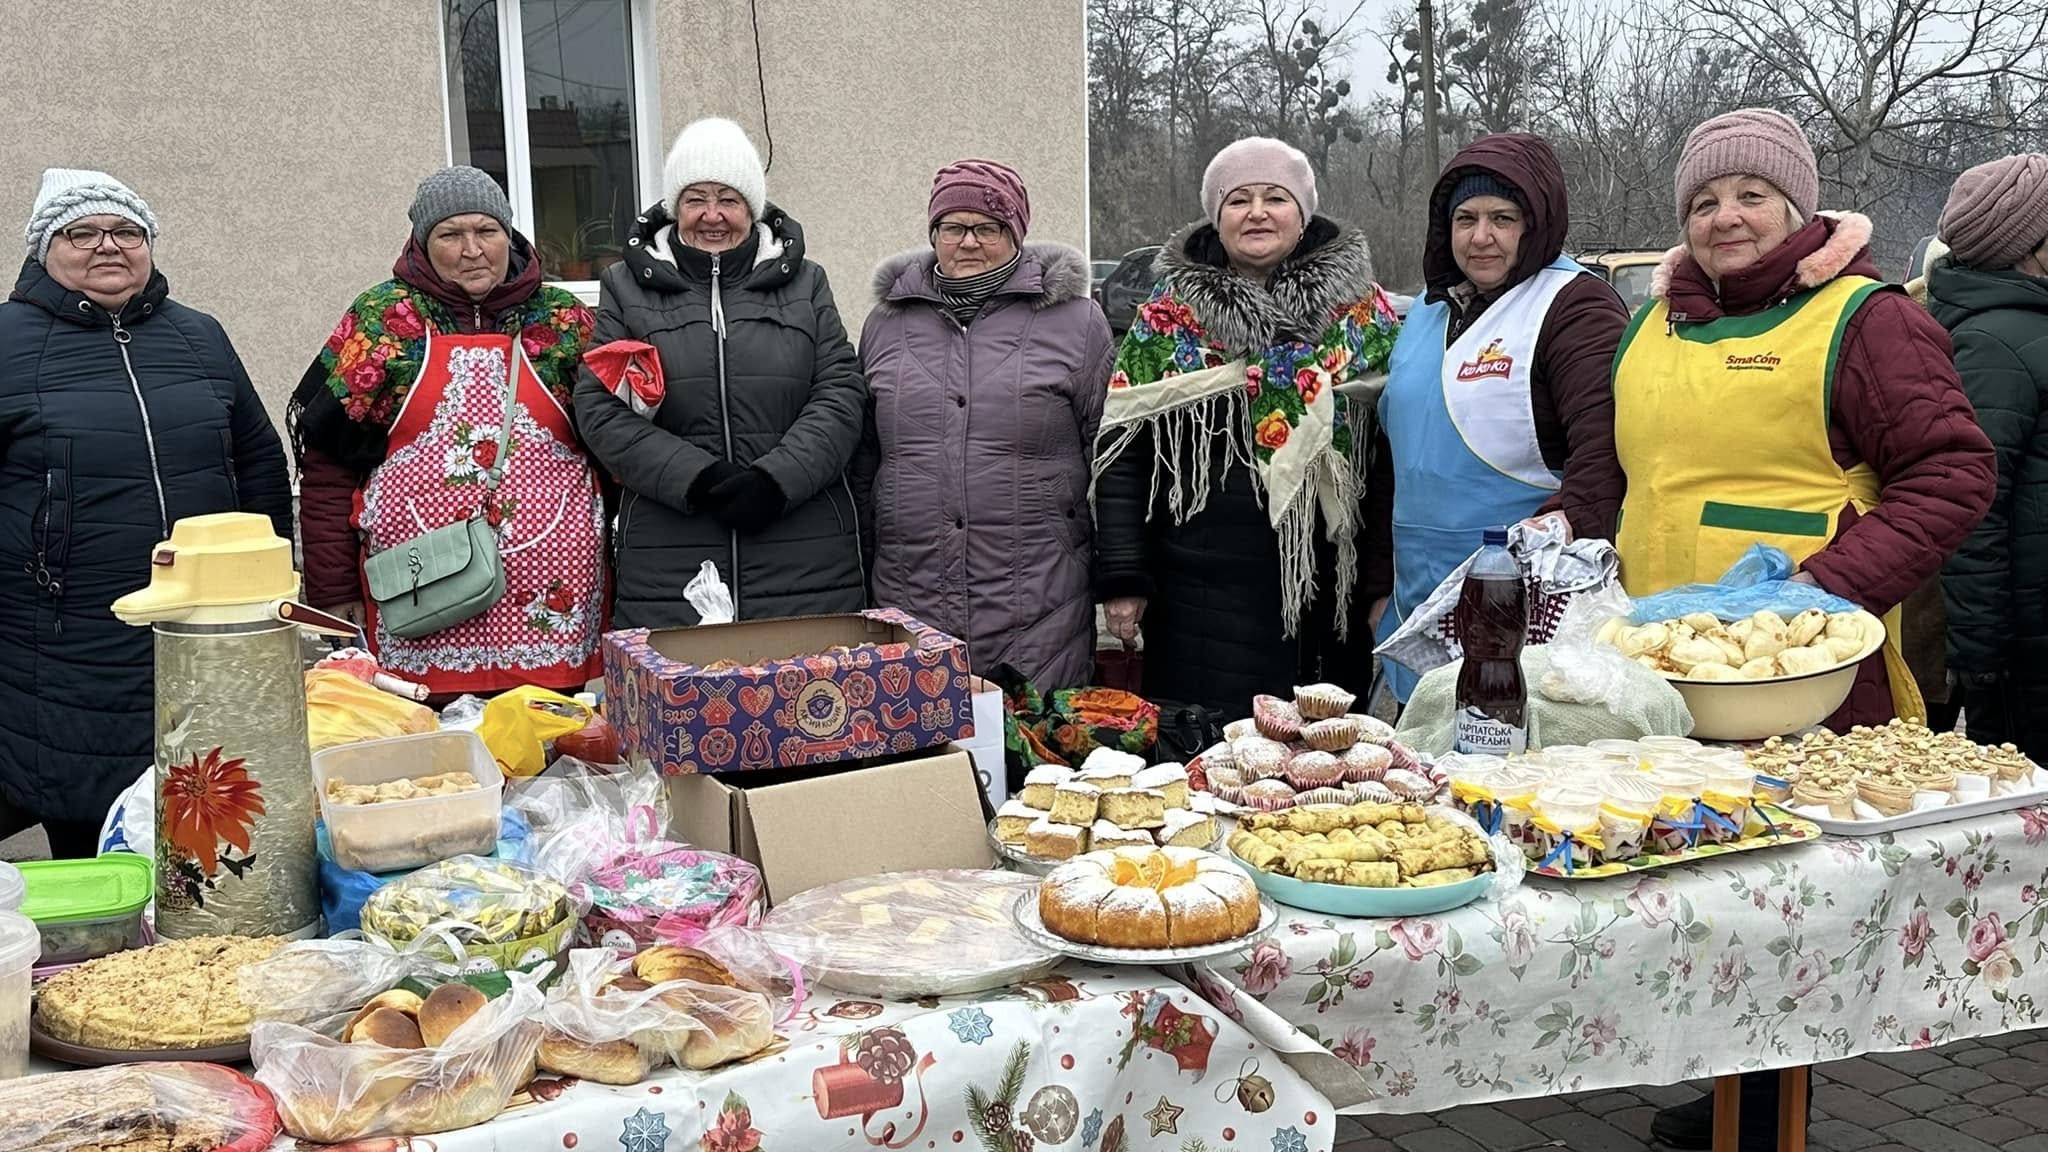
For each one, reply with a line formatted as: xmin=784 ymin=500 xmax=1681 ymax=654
xmin=318 ymin=280 xmax=595 ymax=428
xmin=1096 ymin=222 xmax=1400 ymax=637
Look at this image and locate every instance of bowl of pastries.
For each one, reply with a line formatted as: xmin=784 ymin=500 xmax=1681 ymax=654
xmin=1202 ymin=684 xmax=1442 ymax=813
xmin=1599 ymin=609 xmax=1887 ymax=740
xmin=992 ymin=749 xmax=1226 ymax=872
xmin=1225 ymin=802 xmax=1497 ymax=916
xmin=1749 ymin=719 xmax=2042 ymax=822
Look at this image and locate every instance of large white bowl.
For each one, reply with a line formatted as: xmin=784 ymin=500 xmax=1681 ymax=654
xmin=1619 ymin=611 xmax=1887 ymax=741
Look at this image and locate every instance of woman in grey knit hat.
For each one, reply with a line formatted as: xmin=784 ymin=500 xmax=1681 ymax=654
xmin=289 ymin=165 xmax=607 ymax=699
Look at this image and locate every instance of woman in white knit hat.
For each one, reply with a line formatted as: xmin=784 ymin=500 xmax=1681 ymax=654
xmin=574 ymin=117 xmax=868 ymax=625
xmin=1092 ymin=136 xmax=1403 ymax=722
xmin=0 ymin=168 xmax=291 ymax=857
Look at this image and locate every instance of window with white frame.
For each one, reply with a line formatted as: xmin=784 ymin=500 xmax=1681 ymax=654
xmin=441 ymin=0 xmax=659 ymax=291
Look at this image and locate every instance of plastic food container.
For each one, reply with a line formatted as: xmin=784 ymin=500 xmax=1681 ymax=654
xmin=1646 ymin=765 xmax=1708 ymax=807
xmin=0 ymin=910 xmax=36 ymax=1078
xmin=315 ymin=730 xmax=504 ymax=873
xmin=0 ymin=862 xmax=21 ymax=914
xmin=1638 ymin=736 xmax=1703 ymax=755
xmin=1535 ymin=782 xmax=1604 ymax=832
xmin=17 ymin=853 xmax=152 ymax=965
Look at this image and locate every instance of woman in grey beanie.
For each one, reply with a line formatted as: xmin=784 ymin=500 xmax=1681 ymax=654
xmin=289 ymin=165 xmax=607 ymax=699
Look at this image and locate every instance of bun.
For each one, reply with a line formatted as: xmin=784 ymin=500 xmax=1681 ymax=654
xmin=342 ymin=989 xmax=425 ymax=1043
xmin=539 ymin=1031 xmax=651 ymax=1085
xmin=642 ymin=985 xmax=775 ymax=1070
xmin=419 ymin=984 xmax=489 ymax=1047
xmin=350 ymin=1007 xmax=424 ymax=1049
xmin=634 ymin=946 xmax=737 ymax=988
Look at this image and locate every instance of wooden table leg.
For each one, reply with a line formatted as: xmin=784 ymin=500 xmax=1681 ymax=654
xmin=1713 ymin=1075 xmax=1742 ymax=1152
xmin=1778 ymin=1065 xmax=1811 ymax=1152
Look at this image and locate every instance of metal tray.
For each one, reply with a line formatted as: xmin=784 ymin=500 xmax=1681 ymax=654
xmin=1009 ymin=890 xmax=1278 ymax=964
xmin=1525 ymin=805 xmax=1821 ymax=880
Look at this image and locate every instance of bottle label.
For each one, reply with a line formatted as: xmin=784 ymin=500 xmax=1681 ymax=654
xmin=1454 ymin=707 xmax=1527 ymax=756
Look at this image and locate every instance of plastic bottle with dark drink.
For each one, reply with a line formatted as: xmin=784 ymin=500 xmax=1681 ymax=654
xmin=1453 ymin=526 xmax=1529 ymax=756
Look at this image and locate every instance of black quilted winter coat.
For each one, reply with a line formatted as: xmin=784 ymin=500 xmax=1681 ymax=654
xmin=0 ymin=258 xmax=291 ymax=823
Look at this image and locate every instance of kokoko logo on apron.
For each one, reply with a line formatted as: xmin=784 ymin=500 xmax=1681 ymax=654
xmin=1455 ymin=339 xmax=1514 ymax=382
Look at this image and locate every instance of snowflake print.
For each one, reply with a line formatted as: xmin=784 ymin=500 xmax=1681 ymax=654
xmin=1271 ymin=1126 xmax=1309 ymax=1152
xmin=1081 ymin=1108 xmax=1103 ymax=1148
xmin=619 ymin=1105 xmax=671 ymax=1152
xmin=948 ymin=1006 xmax=995 ymax=1045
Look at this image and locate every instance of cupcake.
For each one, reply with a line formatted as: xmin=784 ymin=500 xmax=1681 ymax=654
xmin=1223 ymin=718 xmax=1260 ymax=742
xmin=1790 ymin=776 xmax=1856 ymax=819
xmin=1252 ymin=695 xmax=1304 ymax=743
xmin=1232 ymin=738 xmax=1291 ymax=782
xmin=1286 ymin=750 xmax=1345 ymax=790
xmin=1241 ymin=778 xmax=1299 ymax=812
xmin=1293 ymin=683 xmax=1357 ymax=721
xmin=1386 ymin=740 xmax=1423 ymax=775
xmin=1198 ymin=742 xmax=1239 ymax=777
xmin=1301 ymin=717 xmax=1360 ymax=753
xmin=1294 ymin=787 xmax=1353 ymax=806
xmin=1382 ymin=768 xmax=1438 ymax=802
xmin=1340 ymin=743 xmax=1393 ymax=783
xmin=1344 ymin=714 xmax=1396 ymax=746
xmin=1345 ymin=781 xmax=1398 ymax=804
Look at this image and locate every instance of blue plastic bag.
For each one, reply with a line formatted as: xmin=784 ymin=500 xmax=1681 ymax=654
xmin=317 ymin=808 xmax=532 ymax=933
xmin=1628 ymin=544 xmax=1859 ymax=624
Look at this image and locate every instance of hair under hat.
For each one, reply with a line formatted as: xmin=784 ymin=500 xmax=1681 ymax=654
xmin=929 ymin=159 xmax=1031 ymax=240
xmin=23 ymin=168 xmax=158 ymax=263
xmin=1939 ymin=153 xmax=2048 ymax=270
xmin=663 ymin=118 xmax=767 ymax=221
xmin=1201 ymin=137 xmax=1318 ymax=225
xmin=1673 ymin=108 xmax=1819 ymax=225
xmin=408 ymin=166 xmax=515 ymax=243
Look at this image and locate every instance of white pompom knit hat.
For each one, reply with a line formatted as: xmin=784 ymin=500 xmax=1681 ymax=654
xmin=23 ymin=168 xmax=158 ymax=262
xmin=662 ymin=118 xmax=767 ymax=220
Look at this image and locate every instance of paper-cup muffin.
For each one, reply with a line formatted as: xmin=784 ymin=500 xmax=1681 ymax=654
xmin=1293 ymin=683 xmax=1357 ymax=720
xmin=1241 ymin=778 xmax=1299 ymax=812
xmin=1286 ymin=750 xmax=1346 ymax=790
xmin=1294 ymin=787 xmax=1353 ymax=806
xmin=1223 ymin=718 xmax=1259 ymax=743
xmin=1301 ymin=717 xmax=1360 ymax=753
xmin=1199 ymin=741 xmax=1238 ymax=777
xmin=1340 ymin=742 xmax=1393 ymax=783
xmin=1346 ymin=780 xmax=1398 ymax=804
xmin=1382 ymin=768 xmax=1439 ymax=802
xmin=1232 ymin=738 xmax=1291 ymax=783
xmin=1344 ymin=714 xmax=1398 ymax=746
xmin=1252 ymin=695 xmax=1304 ymax=743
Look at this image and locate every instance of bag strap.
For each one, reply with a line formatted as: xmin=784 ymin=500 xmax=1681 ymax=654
xmin=479 ymin=348 xmax=521 ymax=498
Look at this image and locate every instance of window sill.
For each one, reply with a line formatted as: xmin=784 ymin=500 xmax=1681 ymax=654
xmin=548 ymin=280 xmax=601 ymax=307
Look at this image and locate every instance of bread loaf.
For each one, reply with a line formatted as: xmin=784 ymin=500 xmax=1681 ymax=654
xmin=633 ymin=945 xmax=736 ymax=987
xmin=638 ymin=984 xmax=775 ymax=1070
xmin=418 ymin=984 xmax=488 ymax=1047
xmin=350 ymin=1008 xmax=424 ymax=1050
xmin=539 ymin=1031 xmax=651 ymax=1085
xmin=341 ymin=990 xmax=426 ymax=1043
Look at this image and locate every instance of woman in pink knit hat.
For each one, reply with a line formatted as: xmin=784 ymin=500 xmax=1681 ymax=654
xmin=1927 ymin=153 xmax=2048 ymax=762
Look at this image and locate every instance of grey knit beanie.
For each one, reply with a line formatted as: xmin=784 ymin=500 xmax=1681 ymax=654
xmin=1673 ymin=109 xmax=1819 ymax=224
xmin=23 ymin=168 xmax=158 ymax=263
xmin=1939 ymin=154 xmax=2048 ymax=270
xmin=408 ymin=166 xmax=515 ymax=242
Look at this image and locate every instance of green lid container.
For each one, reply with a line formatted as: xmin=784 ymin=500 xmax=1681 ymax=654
xmin=18 ymin=854 xmax=153 ymax=964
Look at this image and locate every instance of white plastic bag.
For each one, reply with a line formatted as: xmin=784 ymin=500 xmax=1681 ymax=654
xmin=1537 ymin=583 xmax=1639 ymax=707
xmin=686 ymin=560 xmax=735 ymax=625
xmin=238 ymin=928 xmax=480 ymax=1036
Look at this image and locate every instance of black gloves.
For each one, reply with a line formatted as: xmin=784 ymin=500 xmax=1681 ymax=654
xmin=700 ymin=465 xmax=787 ymax=533
xmin=689 ymin=460 xmax=747 ymax=511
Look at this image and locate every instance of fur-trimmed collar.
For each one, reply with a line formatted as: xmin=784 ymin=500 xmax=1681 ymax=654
xmin=1156 ymin=216 xmax=1377 ymax=356
xmin=1650 ymin=211 xmax=1874 ymax=300
xmin=870 ymin=242 xmax=1092 ymax=314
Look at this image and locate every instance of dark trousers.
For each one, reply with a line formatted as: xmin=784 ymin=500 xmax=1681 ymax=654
xmin=0 ymin=799 xmax=104 ymax=859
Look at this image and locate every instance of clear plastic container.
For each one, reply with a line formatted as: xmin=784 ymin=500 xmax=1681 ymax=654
xmin=18 ymin=854 xmax=152 ymax=964
xmin=1637 ymin=736 xmax=1703 ymax=755
xmin=1702 ymin=762 xmax=1759 ymax=801
xmin=0 ymin=862 xmax=20 ymax=914
xmin=1535 ymin=782 xmax=1605 ymax=832
xmin=315 ymin=730 xmax=504 ymax=873
xmin=1645 ymin=764 xmax=1708 ymax=807
xmin=0 ymin=910 xmax=35 ymax=1079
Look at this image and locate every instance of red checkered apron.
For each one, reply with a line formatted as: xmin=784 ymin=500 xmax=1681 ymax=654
xmin=357 ymin=331 xmax=606 ymax=695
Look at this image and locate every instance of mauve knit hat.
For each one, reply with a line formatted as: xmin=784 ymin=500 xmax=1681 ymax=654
xmin=1939 ymin=154 xmax=2048 ymax=270
xmin=1202 ymin=137 xmax=1318 ymax=225
xmin=929 ymin=159 xmax=1031 ymax=240
xmin=1673 ymin=109 xmax=1818 ymax=224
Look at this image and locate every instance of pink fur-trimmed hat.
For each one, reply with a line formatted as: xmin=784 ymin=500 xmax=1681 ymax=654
xmin=1202 ymin=137 xmax=1319 ymax=225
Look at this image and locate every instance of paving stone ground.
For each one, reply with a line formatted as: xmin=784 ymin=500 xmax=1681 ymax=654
xmin=1336 ymin=1032 xmax=2048 ymax=1152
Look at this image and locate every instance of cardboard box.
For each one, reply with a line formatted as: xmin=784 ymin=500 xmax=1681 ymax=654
xmin=667 ymin=743 xmax=996 ymax=904
xmin=605 ymin=609 xmax=975 ymax=776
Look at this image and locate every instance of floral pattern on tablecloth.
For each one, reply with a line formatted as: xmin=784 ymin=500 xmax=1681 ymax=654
xmin=1184 ymin=807 xmax=2048 ymax=1113
xmin=270 ymin=963 xmax=1332 ymax=1150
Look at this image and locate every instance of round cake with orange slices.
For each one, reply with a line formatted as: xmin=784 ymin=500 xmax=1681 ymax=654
xmin=1037 ymin=846 xmax=1260 ymax=949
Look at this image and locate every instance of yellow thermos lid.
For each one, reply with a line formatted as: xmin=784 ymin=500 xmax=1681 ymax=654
xmin=111 ymin=512 xmax=300 ymax=626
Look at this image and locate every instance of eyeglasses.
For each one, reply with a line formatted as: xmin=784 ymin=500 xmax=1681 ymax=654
xmin=935 ymin=222 xmax=1007 ymax=244
xmin=60 ymin=225 xmax=148 ymax=250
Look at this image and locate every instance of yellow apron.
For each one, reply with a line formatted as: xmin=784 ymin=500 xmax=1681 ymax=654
xmin=1612 ymin=276 xmax=1924 ymax=721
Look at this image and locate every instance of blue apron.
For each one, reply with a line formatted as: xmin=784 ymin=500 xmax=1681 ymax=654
xmin=1374 ymin=257 xmax=1584 ymax=701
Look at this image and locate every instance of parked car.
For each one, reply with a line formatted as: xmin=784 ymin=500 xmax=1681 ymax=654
xmin=1094 ymin=245 xmax=1163 ymax=335
xmin=1575 ymin=248 xmax=1664 ymax=312
xmin=1905 ymin=234 xmax=1940 ymax=282
xmin=1091 ymin=259 xmax=1120 ymax=293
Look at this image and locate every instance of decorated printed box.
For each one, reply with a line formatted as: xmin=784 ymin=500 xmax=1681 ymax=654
xmin=603 ymin=608 xmax=975 ymax=775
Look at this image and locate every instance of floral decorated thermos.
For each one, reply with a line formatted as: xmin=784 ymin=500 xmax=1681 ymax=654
xmin=112 ymin=513 xmax=354 ymax=940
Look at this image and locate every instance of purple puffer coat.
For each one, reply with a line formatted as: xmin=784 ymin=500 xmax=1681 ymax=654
xmin=854 ymin=243 xmax=1114 ymax=690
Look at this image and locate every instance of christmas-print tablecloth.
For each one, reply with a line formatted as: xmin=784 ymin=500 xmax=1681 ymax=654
xmin=269 ymin=963 xmax=1333 ymax=1152
xmin=1183 ymin=807 xmax=2048 ymax=1113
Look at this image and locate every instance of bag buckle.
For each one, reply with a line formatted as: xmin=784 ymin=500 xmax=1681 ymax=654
xmin=408 ymin=546 xmax=424 ymax=605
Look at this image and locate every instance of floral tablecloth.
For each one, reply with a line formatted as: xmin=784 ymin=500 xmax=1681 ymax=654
xmin=267 ymin=963 xmax=1334 ymax=1152
xmin=1184 ymin=807 xmax=2048 ymax=1113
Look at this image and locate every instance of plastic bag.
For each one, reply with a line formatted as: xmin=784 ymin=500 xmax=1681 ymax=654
xmin=0 ymin=1061 xmax=281 ymax=1152
xmin=507 ymin=760 xmax=667 ymax=877
xmin=1628 ymin=543 xmax=1859 ymax=624
xmin=317 ymin=808 xmax=533 ymax=934
xmin=238 ymin=930 xmax=480 ymax=1035
xmin=1376 ymin=518 xmax=1621 ymax=681
xmin=537 ymin=947 xmax=778 ymax=1081
xmin=1537 ymin=583 xmax=1642 ymax=709
xmin=96 ymin=766 xmax=154 ymax=857
xmin=650 ymin=921 xmax=807 ymax=1023
xmin=582 ymin=339 xmax=666 ymax=417
xmin=759 ymin=870 xmax=1060 ymax=999
xmin=440 ymin=694 xmax=488 ymax=730
xmin=1395 ymin=646 xmax=1692 ymax=755
xmin=251 ymin=965 xmax=546 ymax=1143
xmin=572 ymin=819 xmax=762 ymax=953
xmin=305 ymin=668 xmax=437 ymax=751
xmin=687 ymin=559 xmax=735 ymax=624
xmin=479 ymin=685 xmax=592 ymax=778
xmin=361 ymin=857 xmax=584 ymax=974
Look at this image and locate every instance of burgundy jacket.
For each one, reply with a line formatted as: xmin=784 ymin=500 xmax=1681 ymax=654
xmin=1423 ymin=134 xmax=1630 ymax=538
xmin=1651 ymin=213 xmax=1996 ymax=726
